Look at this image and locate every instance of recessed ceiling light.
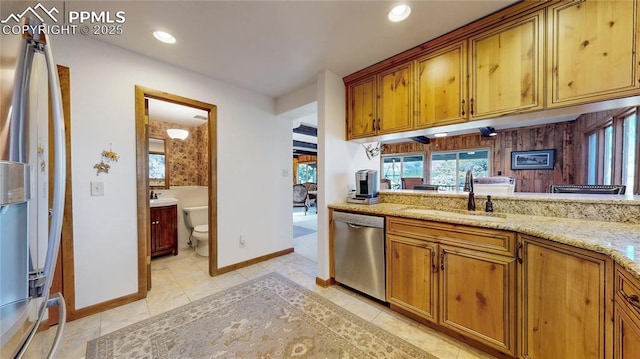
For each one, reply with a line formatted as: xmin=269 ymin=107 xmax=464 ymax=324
xmin=153 ymin=31 xmax=176 ymax=44
xmin=388 ymin=4 xmax=411 ymax=22
xmin=433 ymin=132 xmax=448 ymax=138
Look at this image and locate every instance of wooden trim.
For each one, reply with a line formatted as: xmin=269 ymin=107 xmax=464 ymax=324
xmin=215 ymin=248 xmax=294 ymax=274
xmin=134 ymin=86 xmax=218 ymax=296
xmin=315 ymin=276 xmax=334 ymax=288
xmin=72 ymin=293 xmax=140 ymax=320
xmin=343 ymin=1 xmax=546 ymax=84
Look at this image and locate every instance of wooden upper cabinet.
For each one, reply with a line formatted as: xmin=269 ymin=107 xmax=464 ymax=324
xmin=346 ymin=63 xmax=413 ymax=139
xmin=470 ymin=10 xmax=544 ymax=119
xmin=415 ymin=41 xmax=467 ymax=128
xmin=347 ymin=76 xmax=377 ymax=139
xmin=547 ymin=0 xmax=640 ymax=107
xmin=377 ymin=63 xmax=414 ymax=134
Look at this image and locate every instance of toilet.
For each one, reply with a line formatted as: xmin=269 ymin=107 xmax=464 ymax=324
xmin=182 ymin=206 xmax=209 ymax=257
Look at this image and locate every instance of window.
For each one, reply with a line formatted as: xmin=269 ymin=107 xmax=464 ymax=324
xmin=381 ymin=154 xmax=424 ymax=189
xmin=430 ymin=149 xmax=490 ymax=191
xmin=623 ymin=112 xmax=637 ymax=194
xmin=297 ymin=162 xmax=316 ymax=183
xmin=584 ymin=108 xmax=639 ymax=193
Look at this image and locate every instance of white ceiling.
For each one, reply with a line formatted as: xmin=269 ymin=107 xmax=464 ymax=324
xmin=75 ymin=0 xmax=517 ymax=99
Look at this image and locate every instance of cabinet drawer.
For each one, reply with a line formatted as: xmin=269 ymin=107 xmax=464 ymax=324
xmin=386 ymin=216 xmax=514 ymax=256
xmin=616 ymin=266 xmax=640 ymax=317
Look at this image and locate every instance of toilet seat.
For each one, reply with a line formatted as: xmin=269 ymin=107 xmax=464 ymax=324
xmin=193 ymin=224 xmax=208 ymax=239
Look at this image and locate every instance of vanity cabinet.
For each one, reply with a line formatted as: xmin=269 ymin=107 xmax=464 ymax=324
xmin=614 ymin=266 xmax=640 ymax=359
xmin=386 ymin=217 xmax=516 ymax=356
xmin=150 ymin=204 xmax=178 ymax=258
xmin=517 ymin=234 xmax=612 ymax=359
xmin=469 ymin=10 xmax=544 ymax=119
xmin=547 ymin=0 xmax=640 ymax=107
xmin=346 ymin=63 xmax=413 ymax=139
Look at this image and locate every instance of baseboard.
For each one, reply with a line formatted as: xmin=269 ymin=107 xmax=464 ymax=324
xmin=216 ymin=247 xmax=295 ymax=275
xmin=72 ymin=292 xmax=140 ymax=321
xmin=315 ymin=276 xmax=334 ymax=288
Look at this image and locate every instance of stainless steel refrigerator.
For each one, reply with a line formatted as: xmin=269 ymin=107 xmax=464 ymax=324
xmin=1 ymin=16 xmax=67 ymax=358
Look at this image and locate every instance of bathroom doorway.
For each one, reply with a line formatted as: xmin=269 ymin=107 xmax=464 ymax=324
xmin=134 ymin=86 xmax=217 ymax=295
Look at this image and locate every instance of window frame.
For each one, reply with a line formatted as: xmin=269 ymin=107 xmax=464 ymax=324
xmin=380 ymin=152 xmax=426 ymax=189
xmin=584 ymin=107 xmax=638 ymax=193
xmin=296 ymin=161 xmax=317 ymax=184
xmin=428 ymin=147 xmax=492 ymax=191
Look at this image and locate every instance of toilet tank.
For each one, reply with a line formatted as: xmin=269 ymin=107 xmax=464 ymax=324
xmin=182 ymin=206 xmax=209 ymax=229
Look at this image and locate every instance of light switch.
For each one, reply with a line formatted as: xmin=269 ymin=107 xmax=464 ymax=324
xmin=91 ymin=181 xmax=104 ymax=196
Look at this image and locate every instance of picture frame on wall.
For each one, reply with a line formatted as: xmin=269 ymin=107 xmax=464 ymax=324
xmin=511 ymin=149 xmax=555 ymax=170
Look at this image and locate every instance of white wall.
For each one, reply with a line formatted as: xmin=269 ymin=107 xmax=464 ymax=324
xmin=51 ymin=35 xmax=292 ymax=309
xmin=316 ymin=69 xmax=374 ymax=279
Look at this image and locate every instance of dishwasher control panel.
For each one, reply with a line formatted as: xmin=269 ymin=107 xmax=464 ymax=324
xmin=333 ymin=211 xmax=384 ymax=228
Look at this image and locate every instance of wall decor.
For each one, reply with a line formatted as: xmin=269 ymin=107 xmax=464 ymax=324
xmin=362 ymin=142 xmax=380 ymax=160
xmin=511 ymin=149 xmax=555 ymax=170
xmin=94 ymin=144 xmax=120 ymax=175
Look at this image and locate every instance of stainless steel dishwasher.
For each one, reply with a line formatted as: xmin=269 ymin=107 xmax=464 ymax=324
xmin=332 ymin=211 xmax=385 ymax=301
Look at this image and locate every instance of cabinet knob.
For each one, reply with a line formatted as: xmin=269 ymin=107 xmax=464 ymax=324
xmin=461 ymin=99 xmax=466 ymax=116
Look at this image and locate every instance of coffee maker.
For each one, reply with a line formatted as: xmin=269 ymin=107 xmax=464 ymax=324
xmin=355 ymin=169 xmax=378 ymax=198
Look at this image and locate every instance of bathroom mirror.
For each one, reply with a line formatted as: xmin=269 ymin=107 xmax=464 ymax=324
xmin=149 ymin=138 xmax=168 ymax=188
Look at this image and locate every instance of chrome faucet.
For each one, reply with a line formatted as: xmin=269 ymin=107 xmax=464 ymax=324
xmin=464 ymin=170 xmax=476 ymax=211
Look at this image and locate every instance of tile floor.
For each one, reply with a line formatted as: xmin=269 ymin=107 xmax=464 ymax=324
xmin=25 ymin=250 xmax=497 ymax=359
xmin=23 ymin=212 xmax=496 ymax=359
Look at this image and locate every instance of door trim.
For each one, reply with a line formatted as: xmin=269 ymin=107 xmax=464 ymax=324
xmin=134 ymin=86 xmax=218 ymax=299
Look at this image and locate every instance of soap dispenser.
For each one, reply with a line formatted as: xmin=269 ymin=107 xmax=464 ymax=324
xmin=485 ymin=195 xmax=494 ymax=212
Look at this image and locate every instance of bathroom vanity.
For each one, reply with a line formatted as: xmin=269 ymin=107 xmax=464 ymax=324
xmin=150 ymin=204 xmax=178 ymax=258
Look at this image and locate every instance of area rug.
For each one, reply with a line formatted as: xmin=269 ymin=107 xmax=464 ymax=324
xmin=86 ymin=272 xmax=437 ymax=359
xmin=293 ymin=225 xmax=316 ymax=238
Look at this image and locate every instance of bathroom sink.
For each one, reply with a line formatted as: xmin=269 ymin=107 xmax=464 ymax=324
xmin=150 ymin=197 xmax=178 ymax=207
xmin=399 ymin=207 xmax=507 ymax=221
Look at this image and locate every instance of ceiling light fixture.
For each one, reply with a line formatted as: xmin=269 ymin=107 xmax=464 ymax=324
xmin=153 ymin=31 xmax=176 ymax=44
xmin=167 ymin=128 xmax=189 ymax=140
xmin=388 ymin=4 xmax=411 ymax=22
xmin=433 ymin=132 xmax=448 ymax=138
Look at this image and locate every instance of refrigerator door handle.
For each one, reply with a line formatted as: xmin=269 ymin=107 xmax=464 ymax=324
xmin=45 ymin=293 xmax=66 ymax=359
xmin=40 ymin=36 xmax=66 ymax=297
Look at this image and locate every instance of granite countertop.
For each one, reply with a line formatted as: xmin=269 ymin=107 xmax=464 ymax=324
xmin=328 ymin=202 xmax=640 ymax=281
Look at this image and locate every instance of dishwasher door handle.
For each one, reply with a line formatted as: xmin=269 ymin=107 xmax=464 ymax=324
xmin=346 ymin=222 xmax=364 ymax=229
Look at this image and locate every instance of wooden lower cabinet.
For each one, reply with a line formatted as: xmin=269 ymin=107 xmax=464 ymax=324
xmin=150 ymin=205 xmax=178 ymax=258
xmin=387 ymin=234 xmax=438 ymax=322
xmin=386 ymin=217 xmax=516 ymax=356
xmin=518 ymin=234 xmax=612 ymax=359
xmin=614 ymin=266 xmax=640 ymax=359
xmin=440 ymin=245 xmax=515 ymax=355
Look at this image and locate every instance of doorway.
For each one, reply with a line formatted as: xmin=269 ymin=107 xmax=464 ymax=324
xmin=134 ymin=86 xmax=217 ymax=297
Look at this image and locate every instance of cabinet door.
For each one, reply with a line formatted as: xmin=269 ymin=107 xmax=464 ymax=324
xmin=614 ymin=302 xmax=640 ymax=359
xmin=377 ymin=63 xmax=413 ymax=134
xmin=518 ymin=235 xmax=611 ymax=359
xmin=548 ymin=0 xmax=640 ymax=107
xmin=150 ymin=205 xmax=177 ymax=257
xmin=347 ymin=76 xmax=377 ymax=139
xmin=439 ymin=245 xmax=516 ymax=356
xmin=415 ymin=41 xmax=467 ymax=128
xmin=470 ymin=10 xmax=544 ymax=119
xmin=387 ymin=234 xmax=438 ymax=322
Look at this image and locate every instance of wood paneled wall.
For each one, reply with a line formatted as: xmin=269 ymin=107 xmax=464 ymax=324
xmin=382 ymin=122 xmax=576 ymax=193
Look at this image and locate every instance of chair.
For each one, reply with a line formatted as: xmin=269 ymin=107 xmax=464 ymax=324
xmin=380 ymin=178 xmax=391 ymax=190
xmin=293 ymin=184 xmax=310 ymax=214
xmin=302 ymin=182 xmax=317 ymax=212
xmin=401 ymin=177 xmax=424 ymax=189
xmin=549 ymin=184 xmax=626 ymax=195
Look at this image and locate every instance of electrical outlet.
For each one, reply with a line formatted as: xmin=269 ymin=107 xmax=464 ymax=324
xmin=239 ymin=235 xmax=246 ymax=248
xmin=90 ymin=181 xmax=104 ymax=196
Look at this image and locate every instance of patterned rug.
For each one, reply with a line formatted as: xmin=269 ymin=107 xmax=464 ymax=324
xmin=86 ymin=273 xmax=437 ymax=358
xmin=293 ymin=225 xmax=316 ymax=238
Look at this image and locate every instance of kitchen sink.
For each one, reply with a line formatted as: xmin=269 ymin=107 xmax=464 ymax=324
xmin=399 ymin=207 xmax=507 ymax=221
